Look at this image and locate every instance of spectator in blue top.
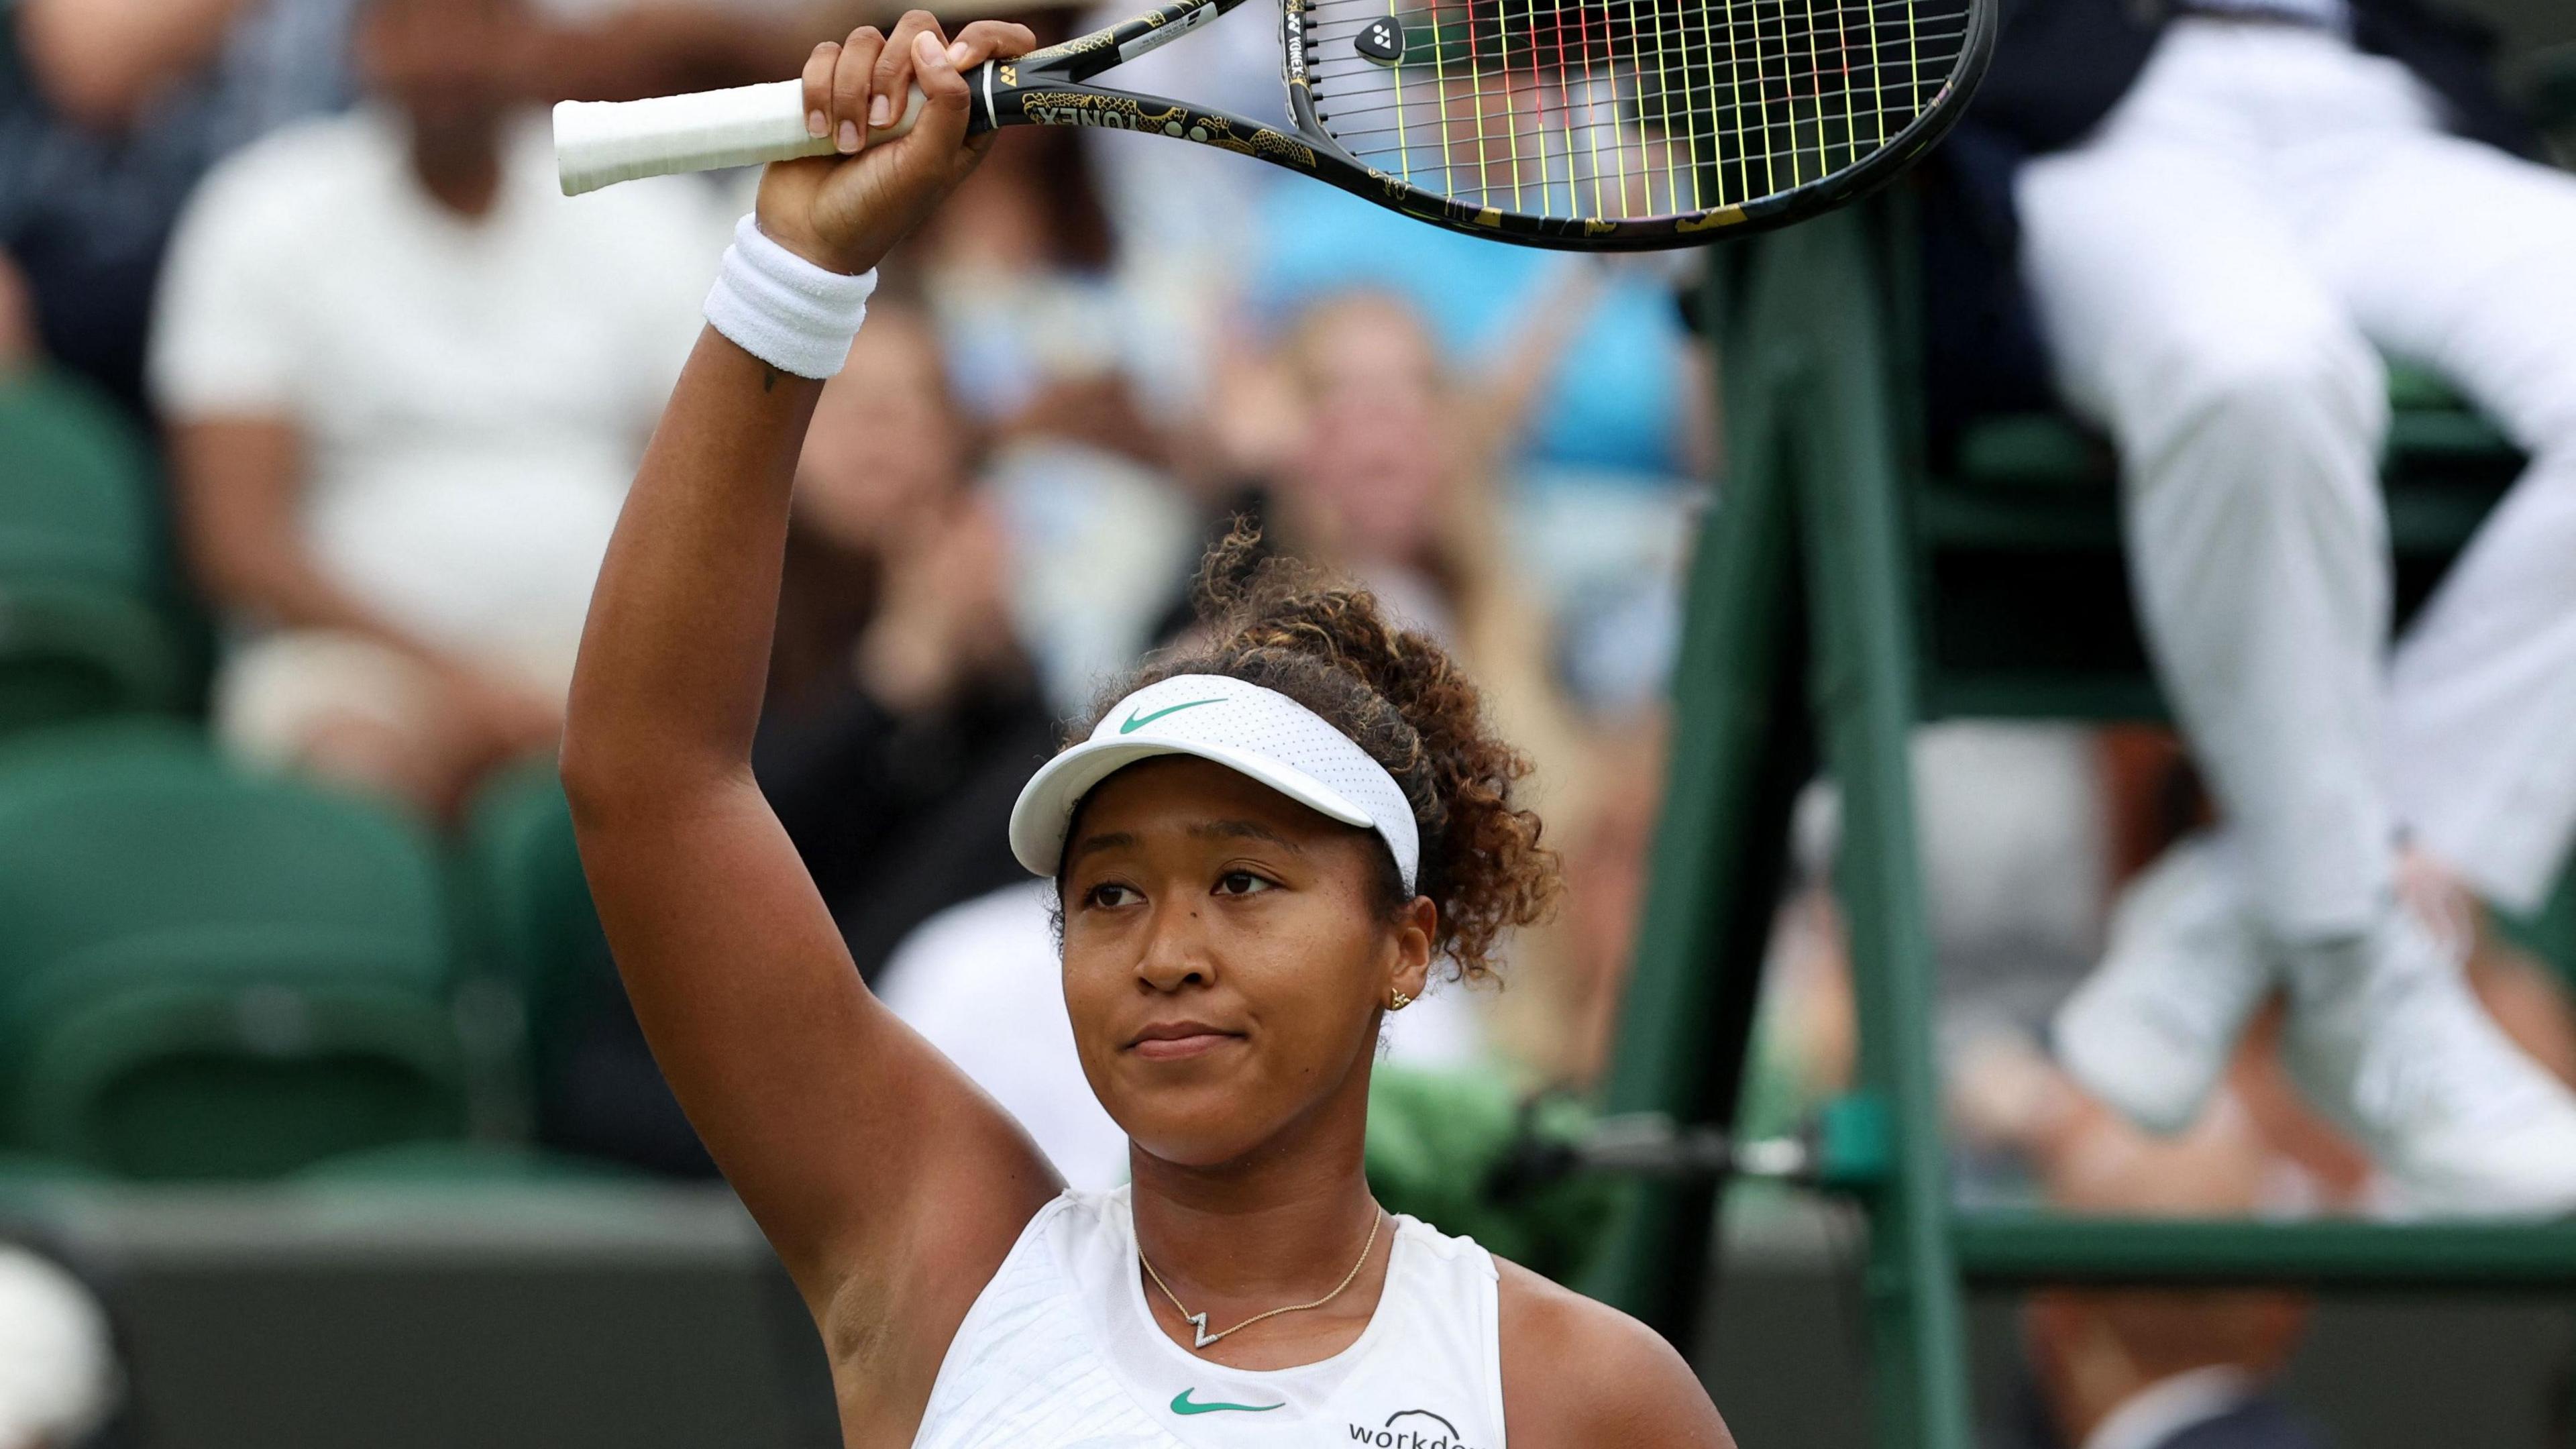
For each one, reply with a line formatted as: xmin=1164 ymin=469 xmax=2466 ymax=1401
xmin=1249 ymin=182 xmax=1705 ymax=484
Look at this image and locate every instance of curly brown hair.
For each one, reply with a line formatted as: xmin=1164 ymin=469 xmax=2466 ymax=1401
xmin=1066 ymin=525 xmax=1561 ymax=982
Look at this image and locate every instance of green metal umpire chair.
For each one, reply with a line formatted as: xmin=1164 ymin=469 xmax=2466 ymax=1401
xmin=1587 ymin=192 xmax=2576 ymax=1449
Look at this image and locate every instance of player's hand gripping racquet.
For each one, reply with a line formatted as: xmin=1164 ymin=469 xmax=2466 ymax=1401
xmin=556 ymin=0 xmax=1993 ymax=250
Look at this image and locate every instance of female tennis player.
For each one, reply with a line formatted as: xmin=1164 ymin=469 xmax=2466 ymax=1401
xmin=562 ymin=15 xmax=1733 ymax=1447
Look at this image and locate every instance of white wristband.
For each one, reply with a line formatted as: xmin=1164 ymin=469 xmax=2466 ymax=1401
xmin=703 ymin=213 xmax=878 ymax=380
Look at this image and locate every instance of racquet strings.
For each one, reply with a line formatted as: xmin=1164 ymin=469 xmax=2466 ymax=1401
xmin=1301 ymin=0 xmax=1975 ymax=221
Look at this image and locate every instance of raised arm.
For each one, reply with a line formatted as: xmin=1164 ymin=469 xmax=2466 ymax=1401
xmin=557 ymin=15 xmax=1055 ymax=1425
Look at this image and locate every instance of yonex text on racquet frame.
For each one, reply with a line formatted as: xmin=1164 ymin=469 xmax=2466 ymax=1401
xmin=556 ymin=0 xmax=1994 ymax=251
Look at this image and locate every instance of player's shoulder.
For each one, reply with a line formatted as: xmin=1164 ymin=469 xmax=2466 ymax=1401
xmin=1494 ymin=1257 xmax=1735 ymax=1448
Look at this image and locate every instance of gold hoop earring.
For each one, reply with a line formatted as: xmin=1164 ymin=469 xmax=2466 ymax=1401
xmin=1389 ymin=989 xmax=1413 ymax=1012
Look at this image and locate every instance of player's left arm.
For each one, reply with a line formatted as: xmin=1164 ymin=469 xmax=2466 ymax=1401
xmin=1497 ymin=1260 xmax=1738 ymax=1448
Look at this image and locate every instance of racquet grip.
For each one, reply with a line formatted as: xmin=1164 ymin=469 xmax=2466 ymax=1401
xmin=554 ymin=79 xmax=928 ymax=197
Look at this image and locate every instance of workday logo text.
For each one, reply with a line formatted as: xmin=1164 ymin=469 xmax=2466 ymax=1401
xmin=1346 ymin=1408 xmax=1483 ymax=1449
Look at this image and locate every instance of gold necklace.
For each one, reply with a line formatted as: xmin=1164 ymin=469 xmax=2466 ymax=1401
xmin=1138 ymin=1211 xmax=1384 ymax=1350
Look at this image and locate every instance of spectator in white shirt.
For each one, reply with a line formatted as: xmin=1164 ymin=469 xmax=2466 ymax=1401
xmin=151 ymin=0 xmax=720 ymax=818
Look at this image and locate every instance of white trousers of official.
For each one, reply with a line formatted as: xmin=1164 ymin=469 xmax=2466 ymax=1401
xmin=2018 ymin=18 xmax=2576 ymax=935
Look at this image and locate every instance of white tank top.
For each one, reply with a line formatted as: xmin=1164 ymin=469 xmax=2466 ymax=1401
xmin=912 ymin=1186 xmax=1508 ymax=1449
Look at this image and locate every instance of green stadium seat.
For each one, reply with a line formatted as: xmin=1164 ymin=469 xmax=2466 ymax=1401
xmin=294 ymin=1139 xmax=641 ymax=1184
xmin=0 ymin=1150 xmax=104 ymax=1188
xmin=0 ymin=370 xmax=186 ymax=733
xmin=0 ymin=724 xmax=468 ymax=1178
xmin=454 ymin=759 xmax=608 ymax=1100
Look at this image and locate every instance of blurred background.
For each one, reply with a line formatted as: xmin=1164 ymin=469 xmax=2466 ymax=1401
xmin=2 ymin=0 xmax=2574 ymax=1445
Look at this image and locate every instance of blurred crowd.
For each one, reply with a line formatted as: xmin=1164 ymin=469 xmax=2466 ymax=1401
xmin=3 ymin=1 xmax=1704 ymax=1437
xmin=7 ymin=0 xmax=2576 ymax=1444
xmin=3 ymin=0 xmax=1705 ymax=1068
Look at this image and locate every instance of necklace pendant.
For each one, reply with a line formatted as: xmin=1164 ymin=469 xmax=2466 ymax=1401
xmin=1185 ymin=1311 xmax=1218 ymax=1348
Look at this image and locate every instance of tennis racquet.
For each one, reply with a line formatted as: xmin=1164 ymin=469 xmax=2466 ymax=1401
xmin=555 ymin=0 xmax=1993 ymax=252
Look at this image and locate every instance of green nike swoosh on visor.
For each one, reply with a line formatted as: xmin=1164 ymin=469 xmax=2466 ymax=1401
xmin=1120 ymin=698 xmax=1224 ymax=734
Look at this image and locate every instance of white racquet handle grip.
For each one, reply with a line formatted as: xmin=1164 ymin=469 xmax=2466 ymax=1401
xmin=555 ymin=79 xmax=927 ymax=197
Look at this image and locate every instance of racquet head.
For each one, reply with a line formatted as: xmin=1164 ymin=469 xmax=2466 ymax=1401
xmin=1280 ymin=0 xmax=1994 ymax=246
xmin=555 ymin=0 xmax=1994 ymax=250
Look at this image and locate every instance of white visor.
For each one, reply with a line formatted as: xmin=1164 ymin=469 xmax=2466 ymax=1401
xmin=1008 ymin=674 xmax=1421 ymax=893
